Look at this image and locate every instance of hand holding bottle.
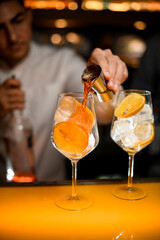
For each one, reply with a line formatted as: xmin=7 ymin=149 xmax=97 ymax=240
xmin=4 ymin=109 xmax=36 ymax=182
xmin=1 ymin=77 xmax=36 ymax=182
xmin=0 ymin=77 xmax=25 ymax=119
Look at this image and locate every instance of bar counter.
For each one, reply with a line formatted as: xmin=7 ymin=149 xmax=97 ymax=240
xmin=0 ymin=179 xmax=160 ymax=240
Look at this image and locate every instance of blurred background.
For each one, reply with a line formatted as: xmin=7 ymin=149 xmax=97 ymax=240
xmin=25 ymin=0 xmax=160 ymax=180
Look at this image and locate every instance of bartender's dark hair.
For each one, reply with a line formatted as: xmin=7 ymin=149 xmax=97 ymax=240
xmin=0 ymin=0 xmax=24 ymax=7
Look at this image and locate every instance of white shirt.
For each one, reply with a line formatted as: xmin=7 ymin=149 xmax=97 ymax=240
xmin=0 ymin=42 xmax=86 ymax=182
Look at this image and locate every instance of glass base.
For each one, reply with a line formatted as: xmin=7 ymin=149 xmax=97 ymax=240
xmin=112 ymin=185 xmax=147 ymax=201
xmin=55 ymin=194 xmax=92 ymax=211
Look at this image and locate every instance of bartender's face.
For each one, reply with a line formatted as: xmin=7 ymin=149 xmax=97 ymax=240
xmin=0 ymin=0 xmax=32 ymax=67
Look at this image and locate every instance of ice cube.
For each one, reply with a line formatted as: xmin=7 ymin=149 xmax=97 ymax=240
xmin=111 ymin=118 xmax=133 ymax=142
xmin=121 ymin=131 xmax=138 ymax=147
xmin=85 ymin=133 xmax=95 ymax=153
xmin=54 ymin=96 xmax=78 ymax=124
xmin=133 ymin=104 xmax=154 ymax=123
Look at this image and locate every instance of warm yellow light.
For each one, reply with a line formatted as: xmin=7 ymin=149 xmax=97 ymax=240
xmin=130 ymin=2 xmax=141 ymax=11
xmin=24 ymin=1 xmax=160 ymax=11
xmin=146 ymin=2 xmax=160 ymax=11
xmin=131 ymin=2 xmax=160 ymax=11
xmin=25 ymin=1 xmax=56 ymax=9
xmin=134 ymin=21 xmax=147 ymax=30
xmin=34 ymin=1 xmax=48 ymax=9
xmin=66 ymin=32 xmax=82 ymax=44
xmin=55 ymin=1 xmax=65 ymax=10
xmin=54 ymin=19 xmax=68 ymax=28
xmin=139 ymin=2 xmax=148 ymax=10
xmin=128 ymin=38 xmax=146 ymax=54
xmin=50 ymin=33 xmax=65 ymax=45
xmin=68 ymin=2 xmax=78 ymax=10
xmin=108 ymin=3 xmax=130 ymax=12
xmin=82 ymin=0 xmax=103 ymax=11
xmin=24 ymin=1 xmax=68 ymax=9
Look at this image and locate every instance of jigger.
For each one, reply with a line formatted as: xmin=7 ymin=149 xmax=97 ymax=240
xmin=82 ymin=64 xmax=114 ymax=102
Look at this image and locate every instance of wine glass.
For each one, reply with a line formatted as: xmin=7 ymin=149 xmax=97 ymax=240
xmin=110 ymin=89 xmax=154 ymax=200
xmin=51 ymin=92 xmax=99 ymax=210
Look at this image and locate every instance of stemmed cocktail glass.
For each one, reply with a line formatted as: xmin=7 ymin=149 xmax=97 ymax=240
xmin=51 ymin=92 xmax=99 ymax=210
xmin=110 ymin=89 xmax=154 ymax=200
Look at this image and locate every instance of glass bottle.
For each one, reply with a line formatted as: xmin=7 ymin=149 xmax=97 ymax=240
xmin=4 ymin=110 xmax=36 ymax=182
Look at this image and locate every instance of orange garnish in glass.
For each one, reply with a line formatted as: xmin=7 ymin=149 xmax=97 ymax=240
xmin=133 ymin=122 xmax=154 ymax=148
xmin=70 ymin=102 xmax=95 ymax=132
xmin=115 ymin=93 xmax=145 ymax=118
xmin=53 ymin=121 xmax=89 ymax=153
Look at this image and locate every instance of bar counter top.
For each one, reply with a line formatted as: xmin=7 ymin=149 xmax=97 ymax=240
xmin=0 ymin=179 xmax=160 ymax=240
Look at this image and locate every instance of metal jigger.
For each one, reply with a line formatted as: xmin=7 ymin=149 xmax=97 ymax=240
xmin=81 ymin=64 xmax=114 ymax=102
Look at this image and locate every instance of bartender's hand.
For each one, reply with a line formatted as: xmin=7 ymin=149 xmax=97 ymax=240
xmin=87 ymin=48 xmax=128 ymax=124
xmin=0 ymin=78 xmax=25 ymax=119
xmin=87 ymin=48 xmax=128 ymax=92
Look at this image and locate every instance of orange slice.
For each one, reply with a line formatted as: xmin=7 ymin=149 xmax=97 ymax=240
xmin=115 ymin=93 xmax=145 ymax=118
xmin=53 ymin=121 xmax=89 ymax=153
xmin=70 ymin=102 xmax=95 ymax=132
xmin=133 ymin=122 xmax=154 ymax=148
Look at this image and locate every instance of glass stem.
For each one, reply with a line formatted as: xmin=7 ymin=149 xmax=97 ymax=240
xmin=71 ymin=161 xmax=78 ymax=200
xmin=128 ymin=154 xmax=135 ymax=188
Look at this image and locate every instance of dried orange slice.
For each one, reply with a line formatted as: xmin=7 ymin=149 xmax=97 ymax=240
xmin=70 ymin=102 xmax=95 ymax=132
xmin=133 ymin=122 xmax=154 ymax=148
xmin=53 ymin=121 xmax=89 ymax=153
xmin=115 ymin=93 xmax=145 ymax=118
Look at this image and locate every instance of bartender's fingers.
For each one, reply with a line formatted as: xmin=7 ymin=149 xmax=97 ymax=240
xmin=87 ymin=48 xmax=111 ymax=78
xmin=6 ymin=88 xmax=25 ymax=107
xmin=0 ymin=84 xmax=25 ymax=119
xmin=0 ymin=97 xmax=25 ymax=118
xmin=87 ymin=48 xmax=128 ymax=92
xmin=7 ymin=88 xmax=24 ymax=98
xmin=3 ymin=78 xmax=22 ymax=89
xmin=105 ymin=53 xmax=128 ymax=91
xmin=0 ymin=91 xmax=25 ymax=106
xmin=7 ymin=95 xmax=25 ymax=106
